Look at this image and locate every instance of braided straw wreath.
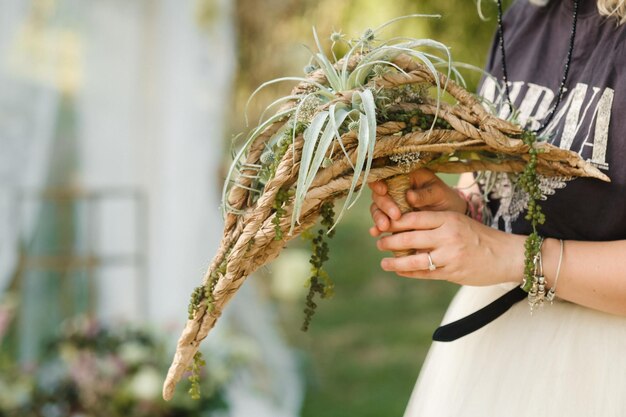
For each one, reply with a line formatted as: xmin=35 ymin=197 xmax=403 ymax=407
xmin=163 ymin=19 xmax=608 ymax=400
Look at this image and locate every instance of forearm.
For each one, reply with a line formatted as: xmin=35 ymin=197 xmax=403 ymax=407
xmin=503 ymin=236 xmax=626 ymax=316
xmin=456 ymin=173 xmax=626 ymax=315
xmin=374 ymin=173 xmax=626 ymax=316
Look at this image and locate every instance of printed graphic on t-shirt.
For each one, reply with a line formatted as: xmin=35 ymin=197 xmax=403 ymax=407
xmin=480 ymin=78 xmax=613 ymax=171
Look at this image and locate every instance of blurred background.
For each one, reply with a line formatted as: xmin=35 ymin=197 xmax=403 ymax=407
xmin=0 ymin=0 xmax=508 ymax=416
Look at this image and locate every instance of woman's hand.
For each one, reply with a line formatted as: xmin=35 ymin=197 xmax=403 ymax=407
xmin=375 ymin=210 xmax=526 ymax=287
xmin=368 ymin=169 xmax=467 ymax=237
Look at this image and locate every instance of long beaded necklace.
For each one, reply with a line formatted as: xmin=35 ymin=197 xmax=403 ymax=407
xmin=498 ymin=0 xmax=580 ymax=308
xmin=435 ymin=0 xmax=585 ymax=341
xmin=496 ymin=0 xmax=580 ymax=132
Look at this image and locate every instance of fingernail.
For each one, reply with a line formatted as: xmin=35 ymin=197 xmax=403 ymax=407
xmin=381 ymin=260 xmax=389 ymax=270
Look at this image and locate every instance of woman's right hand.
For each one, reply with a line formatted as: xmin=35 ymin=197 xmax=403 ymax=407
xmin=368 ymin=169 xmax=468 ymax=237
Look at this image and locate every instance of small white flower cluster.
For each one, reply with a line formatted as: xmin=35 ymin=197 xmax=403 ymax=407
xmin=296 ymin=95 xmax=323 ymax=123
xmin=390 ymin=152 xmax=422 ymax=173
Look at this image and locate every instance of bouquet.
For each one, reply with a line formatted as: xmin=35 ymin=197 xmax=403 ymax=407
xmin=162 ymin=16 xmax=608 ymax=400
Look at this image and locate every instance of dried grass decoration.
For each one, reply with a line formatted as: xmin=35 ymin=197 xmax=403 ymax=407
xmin=163 ymin=16 xmax=609 ymax=400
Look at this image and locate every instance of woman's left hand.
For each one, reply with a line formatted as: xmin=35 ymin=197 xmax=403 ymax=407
xmin=375 ymin=210 xmax=526 ymax=287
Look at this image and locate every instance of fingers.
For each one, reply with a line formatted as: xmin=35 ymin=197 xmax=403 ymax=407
xmin=368 ymin=180 xmax=388 ymax=196
xmin=372 ymin=192 xmax=401 ymax=220
xmin=371 ymin=170 xmax=437 ymax=197
xmin=384 ymin=211 xmax=449 ymax=233
xmin=377 ymin=230 xmax=438 ymax=252
xmin=380 ymin=251 xmax=444 ymax=274
xmin=396 ymin=271 xmax=438 ymax=279
xmin=369 ymin=225 xmax=382 ymax=237
xmin=406 ymin=168 xmax=450 ymax=210
xmin=369 ymin=194 xmax=401 ymax=234
xmin=370 ymin=203 xmax=390 ymax=232
xmin=408 ymin=168 xmax=438 ymax=187
xmin=406 ymin=186 xmax=444 ymax=210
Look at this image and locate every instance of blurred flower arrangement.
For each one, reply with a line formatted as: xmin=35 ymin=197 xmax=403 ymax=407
xmin=0 ymin=315 xmax=251 ymax=417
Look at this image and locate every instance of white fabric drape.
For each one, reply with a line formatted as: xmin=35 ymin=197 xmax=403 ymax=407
xmin=0 ymin=0 xmax=59 ymax=294
xmin=76 ymin=0 xmax=303 ymax=414
xmin=77 ymin=0 xmax=236 ymax=323
xmin=0 ymin=0 xmax=303 ymax=412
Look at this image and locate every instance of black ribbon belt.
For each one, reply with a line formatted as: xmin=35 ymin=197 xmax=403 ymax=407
xmin=432 ymin=286 xmax=527 ymax=342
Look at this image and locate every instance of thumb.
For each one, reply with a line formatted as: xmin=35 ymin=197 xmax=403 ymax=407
xmin=406 ymin=186 xmax=442 ymax=209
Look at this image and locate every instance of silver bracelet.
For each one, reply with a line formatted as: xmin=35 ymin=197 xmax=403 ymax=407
xmin=546 ymin=239 xmax=564 ymax=303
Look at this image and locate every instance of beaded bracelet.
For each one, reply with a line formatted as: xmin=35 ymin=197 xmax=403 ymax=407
xmin=527 ymin=237 xmax=546 ymax=312
xmin=528 ymin=238 xmax=565 ymax=311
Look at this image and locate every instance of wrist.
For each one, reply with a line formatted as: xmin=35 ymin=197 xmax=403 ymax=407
xmin=540 ymin=237 xmax=560 ymax=289
xmin=494 ymin=231 xmax=527 ymax=285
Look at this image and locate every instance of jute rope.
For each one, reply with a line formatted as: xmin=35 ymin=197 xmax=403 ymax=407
xmin=162 ymin=54 xmax=609 ymax=400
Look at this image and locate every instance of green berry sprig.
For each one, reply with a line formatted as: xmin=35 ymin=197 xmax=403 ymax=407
xmin=187 ymin=351 xmax=206 ymax=400
xmin=518 ymin=131 xmax=546 ymax=291
xmin=187 ymin=258 xmax=227 ymax=320
xmin=257 ymin=124 xmax=304 ymax=189
xmin=392 ymin=109 xmax=452 ymax=133
xmin=267 ymin=134 xmax=291 ymax=179
xmin=301 ymin=202 xmax=336 ymax=331
xmin=188 ymin=286 xmax=205 ymax=320
xmin=272 ymin=187 xmax=292 ymax=241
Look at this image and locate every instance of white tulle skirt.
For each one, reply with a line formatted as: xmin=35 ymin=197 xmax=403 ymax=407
xmin=403 ymin=283 xmax=626 ymax=417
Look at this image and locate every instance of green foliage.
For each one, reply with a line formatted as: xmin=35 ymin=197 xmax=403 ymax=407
xmin=187 ymin=352 xmax=207 ymax=400
xmin=391 ymin=106 xmax=453 ymax=132
xmin=266 ymin=131 xmax=292 ymax=180
xmin=519 ymin=131 xmax=546 ymax=291
xmin=272 ymin=187 xmax=291 ymax=240
xmin=301 ymin=202 xmax=336 ymax=331
xmin=225 ymin=16 xmax=459 ymax=232
xmin=187 ymin=258 xmax=227 ymax=320
xmin=187 ymin=285 xmax=205 ymax=320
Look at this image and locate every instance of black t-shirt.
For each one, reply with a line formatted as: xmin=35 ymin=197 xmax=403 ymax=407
xmin=479 ymin=0 xmax=626 ymax=241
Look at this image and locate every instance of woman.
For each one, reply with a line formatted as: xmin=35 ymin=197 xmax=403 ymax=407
xmin=369 ymin=0 xmax=626 ymax=415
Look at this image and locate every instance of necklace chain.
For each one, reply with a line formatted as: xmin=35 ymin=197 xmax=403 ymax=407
xmin=496 ymin=0 xmax=580 ymax=133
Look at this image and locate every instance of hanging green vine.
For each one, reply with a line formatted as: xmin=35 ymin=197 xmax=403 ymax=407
xmin=188 ymin=286 xmax=205 ymax=320
xmin=187 ymin=257 xmax=228 ymax=320
xmin=518 ymin=131 xmax=546 ymax=291
xmin=301 ymin=202 xmax=336 ymax=331
xmin=265 ymin=132 xmax=291 ymax=180
xmin=187 ymin=351 xmax=206 ymax=400
xmin=272 ymin=187 xmax=291 ymax=241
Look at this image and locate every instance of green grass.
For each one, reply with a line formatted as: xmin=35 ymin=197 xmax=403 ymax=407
xmin=281 ymin=180 xmax=459 ymax=417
